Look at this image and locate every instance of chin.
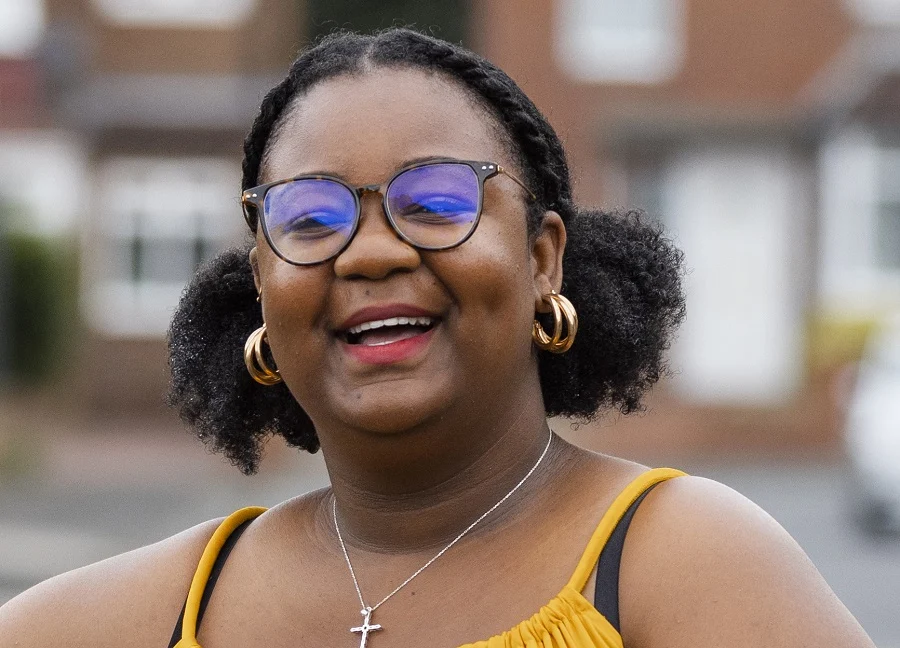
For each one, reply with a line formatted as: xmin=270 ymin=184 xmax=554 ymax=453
xmin=335 ymin=381 xmax=451 ymax=435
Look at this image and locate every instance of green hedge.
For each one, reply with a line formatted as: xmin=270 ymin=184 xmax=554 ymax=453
xmin=0 ymin=232 xmax=78 ymax=385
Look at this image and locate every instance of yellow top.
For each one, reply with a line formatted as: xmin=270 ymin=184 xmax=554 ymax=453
xmin=173 ymin=467 xmax=686 ymax=648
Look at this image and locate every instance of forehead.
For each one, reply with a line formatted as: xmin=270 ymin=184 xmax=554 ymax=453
xmin=261 ymin=67 xmax=509 ymax=183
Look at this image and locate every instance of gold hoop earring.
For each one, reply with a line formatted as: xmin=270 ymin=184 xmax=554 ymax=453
xmin=532 ymin=291 xmax=578 ymax=354
xmin=244 ymin=324 xmax=282 ymax=385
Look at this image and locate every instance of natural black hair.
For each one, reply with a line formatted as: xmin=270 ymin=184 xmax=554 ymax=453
xmin=167 ymin=28 xmax=686 ymax=474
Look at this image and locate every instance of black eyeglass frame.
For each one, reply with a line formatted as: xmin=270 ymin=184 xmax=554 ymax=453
xmin=241 ymin=159 xmax=537 ymax=266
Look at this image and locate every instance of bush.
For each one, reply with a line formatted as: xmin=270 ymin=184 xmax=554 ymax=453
xmin=0 ymin=231 xmax=78 ymax=385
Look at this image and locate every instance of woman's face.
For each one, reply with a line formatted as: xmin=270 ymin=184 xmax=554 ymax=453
xmin=251 ymin=67 xmax=563 ymax=437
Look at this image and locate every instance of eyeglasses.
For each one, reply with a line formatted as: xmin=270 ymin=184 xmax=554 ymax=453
xmin=241 ymin=159 xmax=535 ymax=266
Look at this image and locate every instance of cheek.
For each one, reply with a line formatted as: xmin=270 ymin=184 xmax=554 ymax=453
xmin=441 ymin=210 xmax=536 ymax=350
xmin=257 ymin=251 xmax=332 ymax=377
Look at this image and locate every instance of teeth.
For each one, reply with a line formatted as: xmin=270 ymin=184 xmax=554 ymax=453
xmin=346 ymin=316 xmax=434 ymax=336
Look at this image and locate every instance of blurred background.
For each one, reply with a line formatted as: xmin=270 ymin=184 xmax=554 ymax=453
xmin=0 ymin=0 xmax=898 ymax=643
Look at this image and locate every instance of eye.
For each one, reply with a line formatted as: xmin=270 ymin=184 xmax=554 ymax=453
xmin=396 ymin=195 xmax=476 ymax=224
xmin=281 ymin=211 xmax=350 ymax=239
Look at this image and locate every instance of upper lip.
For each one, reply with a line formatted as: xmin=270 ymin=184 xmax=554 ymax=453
xmin=336 ymin=304 xmax=441 ymax=333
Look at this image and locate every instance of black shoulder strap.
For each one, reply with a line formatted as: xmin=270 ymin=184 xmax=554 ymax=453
xmin=168 ymin=518 xmax=255 ymax=648
xmin=593 ymin=483 xmax=659 ymax=633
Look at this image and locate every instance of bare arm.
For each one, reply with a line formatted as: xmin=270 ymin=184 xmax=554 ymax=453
xmin=0 ymin=518 xmax=222 ymax=648
xmin=621 ymin=476 xmax=875 ymax=648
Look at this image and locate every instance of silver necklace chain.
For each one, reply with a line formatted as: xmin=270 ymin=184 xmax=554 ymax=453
xmin=333 ymin=430 xmax=554 ymax=618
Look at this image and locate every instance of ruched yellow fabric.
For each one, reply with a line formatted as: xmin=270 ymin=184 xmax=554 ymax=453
xmin=458 ymin=467 xmax=686 ymax=648
xmin=460 ymin=586 xmax=621 ymax=648
xmin=176 ymin=468 xmax=686 ymax=648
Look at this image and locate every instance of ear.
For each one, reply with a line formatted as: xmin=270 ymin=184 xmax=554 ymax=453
xmin=249 ymin=246 xmax=261 ymax=294
xmin=531 ymin=211 xmax=566 ymax=314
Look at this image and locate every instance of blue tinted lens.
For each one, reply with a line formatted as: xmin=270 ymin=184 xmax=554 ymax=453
xmin=386 ymin=163 xmax=479 ymax=248
xmin=263 ymin=178 xmax=357 ymax=263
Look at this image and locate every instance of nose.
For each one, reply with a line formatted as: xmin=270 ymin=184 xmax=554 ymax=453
xmin=332 ymin=192 xmax=421 ymax=280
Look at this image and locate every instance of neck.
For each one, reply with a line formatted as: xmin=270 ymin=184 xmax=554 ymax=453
xmin=318 ymin=399 xmax=556 ymax=552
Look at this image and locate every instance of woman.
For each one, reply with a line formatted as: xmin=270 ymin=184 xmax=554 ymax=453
xmin=0 ymin=29 xmax=875 ymax=648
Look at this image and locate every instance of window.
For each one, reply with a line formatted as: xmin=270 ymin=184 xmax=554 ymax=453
xmin=306 ymin=0 xmax=468 ymax=45
xmin=875 ymin=148 xmax=900 ymax=269
xmin=845 ymin=0 xmax=900 ymax=24
xmin=818 ymin=128 xmax=900 ymax=313
xmin=555 ymin=0 xmax=685 ymax=83
xmin=0 ymin=132 xmax=84 ymax=236
xmin=90 ymin=0 xmax=255 ymax=28
xmin=660 ymin=145 xmax=804 ymax=404
xmin=0 ymin=0 xmax=44 ymax=57
xmin=85 ymin=158 xmax=243 ymax=337
xmin=623 ymin=156 xmax=668 ymax=221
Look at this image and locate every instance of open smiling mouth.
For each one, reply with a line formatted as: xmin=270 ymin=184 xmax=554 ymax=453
xmin=341 ymin=317 xmax=438 ymax=346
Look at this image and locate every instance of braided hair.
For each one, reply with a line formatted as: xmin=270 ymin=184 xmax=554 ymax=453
xmin=168 ymin=29 xmax=686 ymax=474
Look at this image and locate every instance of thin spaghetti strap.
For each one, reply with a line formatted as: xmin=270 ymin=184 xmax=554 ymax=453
xmin=169 ymin=519 xmax=255 ymax=647
xmin=566 ymin=468 xmax=687 ymax=593
xmin=171 ymin=506 xmax=267 ymax=648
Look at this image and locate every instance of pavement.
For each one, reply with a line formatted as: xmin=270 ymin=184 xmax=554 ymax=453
xmin=0 ymin=422 xmax=898 ymax=646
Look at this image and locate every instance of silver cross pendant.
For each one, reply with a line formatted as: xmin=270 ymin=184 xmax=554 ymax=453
xmin=351 ymin=607 xmax=383 ymax=648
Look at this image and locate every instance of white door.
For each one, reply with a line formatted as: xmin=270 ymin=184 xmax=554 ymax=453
xmin=662 ymin=144 xmax=805 ymax=405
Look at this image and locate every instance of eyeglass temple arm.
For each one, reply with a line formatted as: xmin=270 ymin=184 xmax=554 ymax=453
xmin=496 ymin=166 xmax=537 ymax=202
xmin=241 ymin=195 xmax=259 ymax=229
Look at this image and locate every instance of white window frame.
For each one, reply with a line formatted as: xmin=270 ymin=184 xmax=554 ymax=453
xmin=874 ymin=147 xmax=900 ymax=270
xmin=661 ymin=144 xmax=805 ymax=405
xmin=554 ymin=0 xmax=686 ymax=84
xmin=0 ymin=0 xmax=45 ymax=58
xmin=818 ymin=126 xmax=900 ymax=313
xmin=90 ymin=0 xmax=255 ymax=28
xmin=844 ymin=0 xmax=900 ymax=24
xmin=0 ymin=130 xmax=85 ymax=236
xmin=84 ymin=157 xmax=244 ymax=337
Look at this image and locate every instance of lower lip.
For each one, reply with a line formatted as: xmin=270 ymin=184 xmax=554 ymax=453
xmin=341 ymin=328 xmax=436 ymax=365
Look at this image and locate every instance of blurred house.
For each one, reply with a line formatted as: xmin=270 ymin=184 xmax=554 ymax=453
xmin=477 ymin=0 xmax=900 ymax=455
xmin=1 ymin=0 xmax=896 ymax=453
xmin=0 ymin=0 xmax=300 ymax=411
xmin=0 ymin=1 xmax=73 ymax=386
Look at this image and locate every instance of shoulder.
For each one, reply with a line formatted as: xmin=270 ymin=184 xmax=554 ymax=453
xmin=619 ymin=475 xmax=875 ymax=648
xmin=0 ymin=516 xmax=225 ymax=648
